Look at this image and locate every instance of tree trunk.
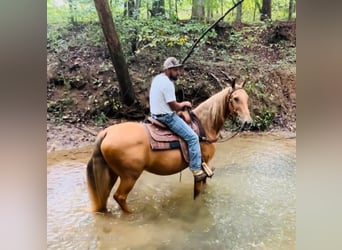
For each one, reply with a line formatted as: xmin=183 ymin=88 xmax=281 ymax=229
xmin=174 ymin=0 xmax=178 ymax=19
xmin=124 ymin=0 xmax=135 ymax=17
xmin=205 ymin=0 xmax=210 ymax=22
xmin=135 ymin=0 xmax=141 ymax=19
xmin=151 ymin=0 xmax=165 ymax=17
xmin=167 ymin=0 xmax=172 ymax=18
xmin=236 ymin=1 xmax=242 ymax=23
xmin=68 ymin=0 xmax=77 ymax=25
xmin=260 ymin=0 xmax=271 ymax=21
xmin=93 ymin=0 xmax=136 ymax=106
xmin=192 ymin=0 xmax=205 ymax=20
xmin=288 ymin=0 xmax=294 ymax=20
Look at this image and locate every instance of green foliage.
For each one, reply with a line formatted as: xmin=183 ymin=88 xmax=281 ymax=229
xmin=47 ymin=0 xmax=295 ymax=129
xmin=245 ymin=81 xmax=269 ymax=100
xmin=112 ymin=99 xmax=122 ymax=111
xmin=48 ymin=0 xmax=98 ymax=24
xmin=223 ymin=119 xmax=242 ymax=131
xmin=250 ymin=107 xmax=275 ymax=131
xmin=272 ymin=44 xmax=296 ymax=67
xmin=94 ymin=111 xmax=107 ymax=126
xmin=223 ymin=104 xmax=275 ymax=131
xmin=112 ymin=17 xmax=217 ymax=58
xmin=243 ymin=80 xmax=276 ymax=131
xmin=47 ymin=22 xmax=104 ymax=52
xmin=47 ymin=97 xmax=74 ymax=112
xmin=47 ymin=0 xmax=296 ymax=60
xmin=48 ymin=0 xmax=296 ymax=25
xmin=47 ymin=24 xmax=70 ymax=52
xmin=47 ymin=97 xmax=74 ymax=123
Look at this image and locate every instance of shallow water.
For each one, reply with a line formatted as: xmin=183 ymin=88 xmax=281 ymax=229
xmin=47 ymin=133 xmax=296 ymax=250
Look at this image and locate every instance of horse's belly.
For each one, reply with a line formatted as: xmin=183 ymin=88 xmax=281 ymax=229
xmin=145 ymin=149 xmax=187 ymax=175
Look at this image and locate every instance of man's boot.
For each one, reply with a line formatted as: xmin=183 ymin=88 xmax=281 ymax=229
xmin=192 ymin=169 xmax=208 ymax=183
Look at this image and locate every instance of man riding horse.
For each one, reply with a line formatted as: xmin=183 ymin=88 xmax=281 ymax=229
xmin=149 ymin=57 xmax=210 ymax=183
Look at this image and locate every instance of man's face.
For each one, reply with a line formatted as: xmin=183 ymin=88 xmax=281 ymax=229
xmin=169 ymin=67 xmax=182 ymax=81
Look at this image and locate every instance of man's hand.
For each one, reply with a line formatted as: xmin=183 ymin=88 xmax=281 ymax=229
xmin=168 ymin=100 xmax=192 ymax=111
xmin=182 ymin=101 xmax=192 ymax=109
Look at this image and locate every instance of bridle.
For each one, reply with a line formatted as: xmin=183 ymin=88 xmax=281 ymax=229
xmin=218 ymin=88 xmax=247 ymax=142
xmin=227 ymin=87 xmax=243 ymax=115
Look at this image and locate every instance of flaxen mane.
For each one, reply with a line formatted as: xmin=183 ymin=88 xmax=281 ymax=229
xmin=194 ymin=87 xmax=231 ymax=135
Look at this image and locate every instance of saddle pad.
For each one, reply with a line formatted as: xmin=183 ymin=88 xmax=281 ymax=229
xmin=142 ymin=123 xmax=190 ymax=163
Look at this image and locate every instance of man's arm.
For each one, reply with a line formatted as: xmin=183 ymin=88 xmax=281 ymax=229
xmin=168 ymin=100 xmax=192 ymax=111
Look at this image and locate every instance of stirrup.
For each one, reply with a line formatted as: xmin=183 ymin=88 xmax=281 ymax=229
xmin=202 ymin=162 xmax=214 ymax=177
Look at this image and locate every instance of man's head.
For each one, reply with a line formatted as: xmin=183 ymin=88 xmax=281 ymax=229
xmin=163 ymin=57 xmax=183 ymax=81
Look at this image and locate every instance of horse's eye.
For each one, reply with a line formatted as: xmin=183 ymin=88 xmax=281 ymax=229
xmin=233 ymin=97 xmax=239 ymax=102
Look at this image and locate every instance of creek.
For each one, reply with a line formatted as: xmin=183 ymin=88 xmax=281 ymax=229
xmin=47 ymin=132 xmax=296 ymax=250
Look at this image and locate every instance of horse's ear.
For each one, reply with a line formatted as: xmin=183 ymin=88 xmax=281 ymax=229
xmin=241 ymin=80 xmax=246 ymax=88
xmin=231 ymin=78 xmax=236 ymax=89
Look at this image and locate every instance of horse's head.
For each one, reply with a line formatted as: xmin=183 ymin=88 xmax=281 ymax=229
xmin=228 ymin=80 xmax=253 ymax=128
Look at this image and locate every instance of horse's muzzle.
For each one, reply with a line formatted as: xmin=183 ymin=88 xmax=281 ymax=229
xmin=242 ymin=120 xmax=252 ymax=130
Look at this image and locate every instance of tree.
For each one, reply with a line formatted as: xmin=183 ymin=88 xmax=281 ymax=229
xmin=205 ymin=0 xmax=213 ymax=22
xmin=93 ymin=0 xmax=136 ymax=106
xmin=235 ymin=0 xmax=242 ymax=23
xmin=68 ymin=0 xmax=77 ymax=25
xmin=192 ymin=0 xmax=205 ymax=20
xmin=288 ymin=0 xmax=294 ymax=20
xmin=260 ymin=0 xmax=271 ymax=21
xmin=124 ymin=0 xmax=135 ymax=17
xmin=174 ymin=0 xmax=179 ymax=19
xmin=135 ymin=0 xmax=141 ymax=19
xmin=150 ymin=0 xmax=165 ymax=17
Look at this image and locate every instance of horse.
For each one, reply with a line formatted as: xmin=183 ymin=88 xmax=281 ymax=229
xmin=86 ymin=80 xmax=252 ymax=213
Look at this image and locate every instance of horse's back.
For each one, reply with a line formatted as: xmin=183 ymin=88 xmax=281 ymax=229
xmin=98 ymin=121 xmax=187 ymax=175
xmin=101 ymin=121 xmax=149 ymax=150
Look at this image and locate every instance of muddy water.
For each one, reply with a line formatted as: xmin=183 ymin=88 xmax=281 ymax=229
xmin=47 ymin=133 xmax=296 ymax=250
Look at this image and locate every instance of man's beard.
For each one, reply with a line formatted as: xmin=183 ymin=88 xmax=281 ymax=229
xmin=169 ymin=75 xmax=178 ymax=81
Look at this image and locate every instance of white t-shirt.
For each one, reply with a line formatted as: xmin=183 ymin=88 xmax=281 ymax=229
xmin=149 ymin=73 xmax=176 ymax=114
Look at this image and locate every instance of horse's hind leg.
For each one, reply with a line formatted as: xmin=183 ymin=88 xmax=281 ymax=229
xmin=113 ymin=177 xmax=138 ymax=213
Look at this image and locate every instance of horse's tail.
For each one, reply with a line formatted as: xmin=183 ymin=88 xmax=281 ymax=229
xmin=87 ymin=130 xmax=118 ymax=212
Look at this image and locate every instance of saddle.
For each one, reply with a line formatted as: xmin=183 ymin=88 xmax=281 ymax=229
xmin=142 ymin=111 xmax=205 ymax=164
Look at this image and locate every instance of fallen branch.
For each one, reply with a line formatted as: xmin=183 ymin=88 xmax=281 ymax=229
xmin=220 ymin=70 xmax=235 ymax=81
xmin=75 ymin=125 xmax=98 ymax=136
xmin=209 ymin=72 xmax=221 ymax=84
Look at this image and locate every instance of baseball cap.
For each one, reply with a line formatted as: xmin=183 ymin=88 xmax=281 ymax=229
xmin=163 ymin=57 xmax=183 ymax=70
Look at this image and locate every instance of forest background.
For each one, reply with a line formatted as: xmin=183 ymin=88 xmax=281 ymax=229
xmin=47 ymin=0 xmax=296 ymax=148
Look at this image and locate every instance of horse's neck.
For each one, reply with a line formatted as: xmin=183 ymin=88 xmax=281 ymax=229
xmin=193 ymin=88 xmax=231 ymax=139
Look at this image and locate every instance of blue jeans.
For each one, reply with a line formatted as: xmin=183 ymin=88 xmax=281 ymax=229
xmin=155 ymin=113 xmax=202 ymax=171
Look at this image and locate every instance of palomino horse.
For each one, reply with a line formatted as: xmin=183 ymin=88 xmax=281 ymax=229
xmin=87 ymin=81 xmax=252 ymax=213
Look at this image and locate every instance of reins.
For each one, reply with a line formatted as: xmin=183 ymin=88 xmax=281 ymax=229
xmin=217 ymin=123 xmax=245 ymax=142
xmin=188 ymin=110 xmax=218 ymax=144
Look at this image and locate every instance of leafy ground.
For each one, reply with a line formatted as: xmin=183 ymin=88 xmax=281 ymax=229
xmin=47 ymin=20 xmax=296 ymax=151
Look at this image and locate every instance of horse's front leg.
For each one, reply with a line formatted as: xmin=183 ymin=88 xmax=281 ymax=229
xmin=194 ymin=180 xmax=206 ymax=199
xmin=113 ymin=176 xmax=138 ymax=213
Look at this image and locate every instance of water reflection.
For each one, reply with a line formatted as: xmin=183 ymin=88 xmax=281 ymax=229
xmin=47 ymin=133 xmax=295 ymax=249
